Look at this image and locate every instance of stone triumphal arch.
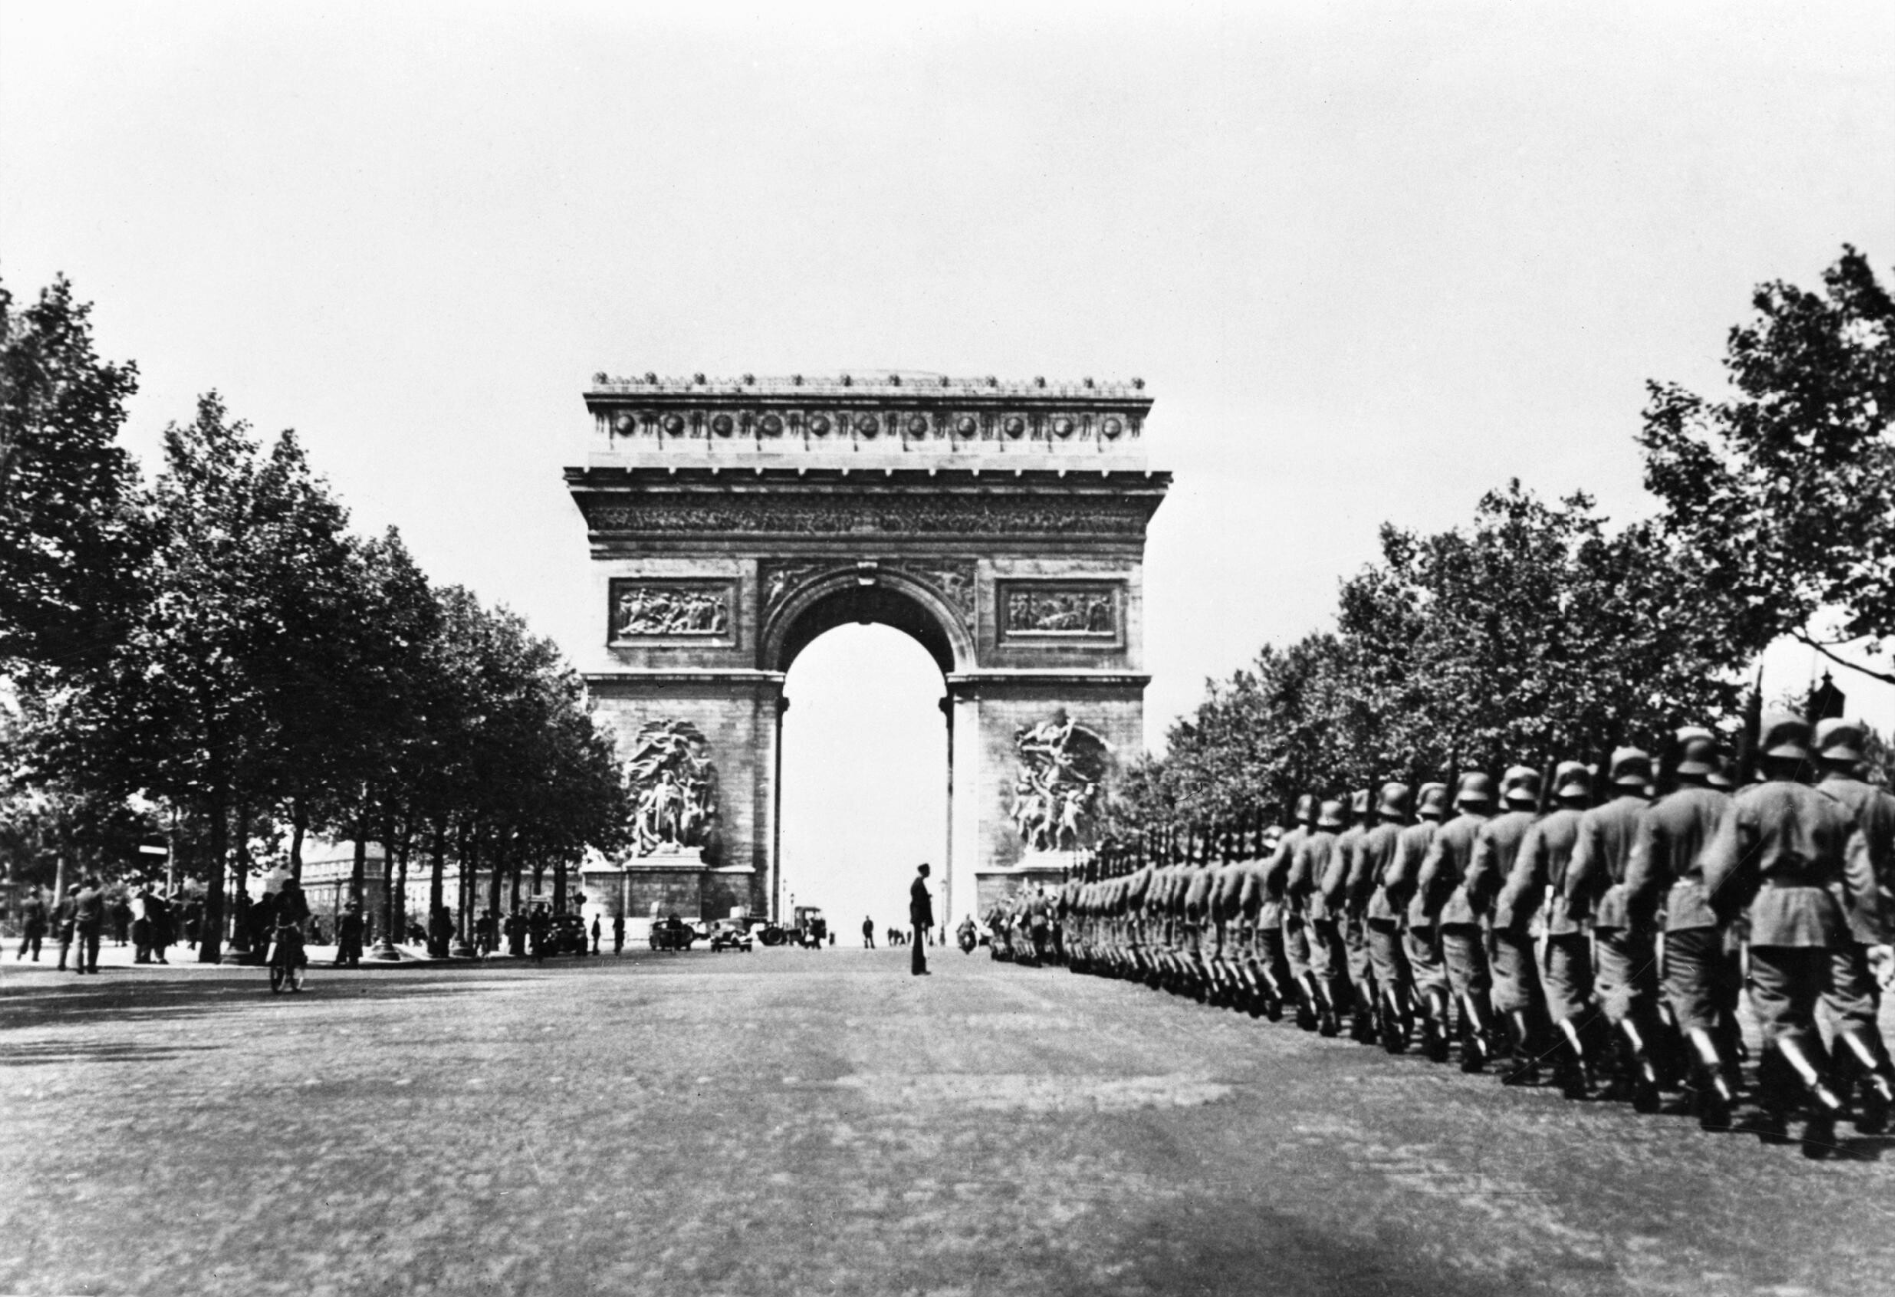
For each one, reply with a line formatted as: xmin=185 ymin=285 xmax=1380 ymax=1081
xmin=567 ymin=373 xmax=1169 ymax=927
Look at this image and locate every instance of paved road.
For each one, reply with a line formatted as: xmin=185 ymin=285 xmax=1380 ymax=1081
xmin=3 ymin=946 xmax=1892 ymax=1297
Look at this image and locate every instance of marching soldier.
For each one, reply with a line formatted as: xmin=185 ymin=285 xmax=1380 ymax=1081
xmin=1267 ymin=797 xmax=1320 ymax=1029
xmin=1417 ymin=772 xmax=1497 ymax=1072
xmin=1624 ymin=728 xmax=1738 ymax=1128
xmin=1290 ymin=798 xmax=1348 ymax=1035
xmin=1236 ymin=823 xmax=1285 ymax=1018
xmin=1211 ymin=830 xmax=1251 ymax=1008
xmin=1326 ymin=789 xmax=1379 ymax=1042
xmin=1566 ymin=747 xmax=1665 ymax=1111
xmin=1702 ymin=713 xmax=1871 ymax=1150
xmin=1503 ymin=761 xmax=1596 ymax=1097
xmin=1383 ymin=782 xmax=1451 ymax=1061
xmin=1252 ymin=824 xmax=1293 ymax=1017
xmin=1811 ymin=718 xmax=1895 ymax=1133
xmin=1352 ymin=782 xmax=1414 ymax=1052
xmin=1467 ymin=766 xmax=1545 ymax=1085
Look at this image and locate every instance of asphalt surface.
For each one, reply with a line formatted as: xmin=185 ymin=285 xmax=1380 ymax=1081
xmin=3 ymin=944 xmax=1893 ymax=1297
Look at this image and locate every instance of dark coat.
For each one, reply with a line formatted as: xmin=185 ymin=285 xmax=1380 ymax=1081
xmin=1702 ymin=779 xmax=1870 ymax=948
xmin=909 ymin=875 xmax=934 ymax=929
xmin=1623 ymin=784 xmax=1728 ymax=932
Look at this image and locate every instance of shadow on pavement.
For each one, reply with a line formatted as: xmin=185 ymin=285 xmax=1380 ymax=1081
xmin=0 ymin=971 xmax=504 ymax=1032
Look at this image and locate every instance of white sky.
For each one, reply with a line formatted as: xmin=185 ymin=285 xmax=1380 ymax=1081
xmin=5 ymin=2 xmax=1894 ymax=921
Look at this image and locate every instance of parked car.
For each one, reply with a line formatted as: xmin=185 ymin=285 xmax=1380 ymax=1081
xmin=709 ymin=921 xmax=753 ymax=952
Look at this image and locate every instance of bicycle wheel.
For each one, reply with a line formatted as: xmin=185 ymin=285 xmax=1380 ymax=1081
xmin=269 ymin=963 xmax=287 ymax=994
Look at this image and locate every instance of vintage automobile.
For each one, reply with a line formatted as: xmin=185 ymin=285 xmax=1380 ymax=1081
xmin=648 ymin=913 xmax=698 ymax=952
xmin=708 ymin=921 xmax=754 ymax=952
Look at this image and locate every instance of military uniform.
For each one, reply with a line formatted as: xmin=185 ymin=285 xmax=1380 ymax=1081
xmin=1702 ymin=715 xmax=1872 ymax=1142
xmin=1417 ymin=774 xmax=1497 ymax=1070
xmin=1383 ymin=784 xmax=1449 ymax=1059
xmin=1469 ymin=767 xmax=1544 ymax=1081
xmin=1811 ymin=719 xmax=1895 ymax=1129
xmin=1328 ymin=790 xmax=1378 ymax=1041
xmin=1354 ymin=783 xmax=1414 ymax=1050
xmin=1267 ymin=801 xmax=1318 ymax=1026
xmin=1290 ymin=801 xmax=1348 ymax=1034
xmin=1502 ymin=763 xmax=1594 ymax=1096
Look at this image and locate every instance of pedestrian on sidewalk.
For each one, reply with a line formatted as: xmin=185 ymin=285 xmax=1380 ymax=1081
xmin=910 ymin=863 xmax=934 ymax=977
xmin=131 ymin=883 xmax=153 ymax=963
xmin=54 ymin=885 xmax=79 ymax=971
xmin=16 ymin=885 xmax=46 ymax=961
xmin=74 ymin=876 xmax=105 ymax=974
xmin=862 ymin=916 xmax=875 ymax=948
xmin=590 ymin=915 xmax=602 ymax=955
xmin=335 ymin=899 xmax=364 ymax=967
xmin=612 ymin=913 xmax=625 ymax=955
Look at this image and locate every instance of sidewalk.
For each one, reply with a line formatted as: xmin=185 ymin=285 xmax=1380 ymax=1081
xmin=0 ymin=940 xmax=522 ymax=973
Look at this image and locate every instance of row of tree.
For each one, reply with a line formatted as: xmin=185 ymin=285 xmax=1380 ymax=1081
xmin=1113 ymin=246 xmax=1895 ymax=831
xmin=0 ymin=277 xmax=633 ymax=959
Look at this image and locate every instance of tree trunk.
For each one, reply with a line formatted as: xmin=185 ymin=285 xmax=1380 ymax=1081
xmin=553 ymin=857 xmax=567 ymax=914
xmin=351 ymin=831 xmax=367 ymax=908
xmin=289 ymin=799 xmax=308 ymax=883
xmin=381 ymin=814 xmax=399 ymax=944
xmin=428 ymin=819 xmax=447 ymax=955
xmin=199 ymin=783 xmax=227 ymax=963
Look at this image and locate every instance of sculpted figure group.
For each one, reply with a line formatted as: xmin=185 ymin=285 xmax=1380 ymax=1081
xmin=995 ymin=714 xmax=1895 ymax=1156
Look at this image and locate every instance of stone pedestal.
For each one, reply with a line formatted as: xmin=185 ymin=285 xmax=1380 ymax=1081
xmin=579 ymin=845 xmax=757 ymax=924
xmin=974 ymin=849 xmax=1081 ymax=916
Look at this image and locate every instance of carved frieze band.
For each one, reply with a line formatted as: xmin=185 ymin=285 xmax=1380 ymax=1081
xmin=997 ymin=581 xmax=1122 ymax=640
xmin=609 ymin=579 xmax=737 ymax=643
xmin=760 ymin=559 xmax=977 ymax=624
xmin=580 ymin=496 xmax=1153 ymax=537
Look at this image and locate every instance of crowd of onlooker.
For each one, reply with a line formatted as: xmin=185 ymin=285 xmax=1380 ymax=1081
xmin=10 ymin=878 xmax=212 ymax=972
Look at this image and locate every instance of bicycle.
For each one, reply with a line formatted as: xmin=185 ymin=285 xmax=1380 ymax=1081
xmin=268 ymin=923 xmax=308 ymax=994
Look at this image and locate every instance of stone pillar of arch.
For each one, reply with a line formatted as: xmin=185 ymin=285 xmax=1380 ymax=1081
xmin=565 ymin=372 xmax=1169 ymax=930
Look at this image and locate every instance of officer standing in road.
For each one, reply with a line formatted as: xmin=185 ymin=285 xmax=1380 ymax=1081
xmin=910 ymin=862 xmax=934 ymax=976
xmin=1703 ymin=714 xmax=1869 ymax=1149
xmin=1567 ymin=748 xmax=1665 ymax=1110
xmin=1624 ymin=728 xmax=1738 ymax=1128
xmin=1810 ymin=718 xmax=1895 ymax=1132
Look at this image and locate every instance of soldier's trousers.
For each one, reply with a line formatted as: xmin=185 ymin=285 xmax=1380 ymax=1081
xmin=1406 ymin=924 xmax=1448 ymax=997
xmin=1748 ymin=946 xmax=1833 ymax=1047
xmin=1440 ymin=924 xmax=1490 ymax=1004
xmin=1592 ymin=928 xmax=1659 ymax=1026
xmin=1661 ymin=926 xmax=1738 ymax=1035
xmin=1366 ymin=919 xmax=1411 ymax=1002
xmin=1309 ymin=918 xmax=1351 ymax=1005
xmin=1255 ymin=923 xmax=1294 ymax=997
xmin=1344 ymin=917 xmax=1373 ymax=991
xmin=1284 ymin=916 xmax=1312 ymax=977
xmin=1541 ymin=932 xmax=1594 ymax=1023
xmin=1821 ymin=941 xmax=1885 ymax=1034
xmin=1489 ymin=929 xmax=1541 ymax=1015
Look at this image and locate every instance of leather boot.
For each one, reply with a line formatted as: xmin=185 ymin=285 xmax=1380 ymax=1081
xmin=1421 ymin=987 xmax=1453 ymax=1063
xmin=1776 ymin=1029 xmax=1844 ymax=1156
xmin=1313 ymin=976 xmax=1341 ymax=1037
xmin=1500 ymin=1009 xmax=1541 ymax=1086
xmin=1617 ymin=1018 xmax=1663 ymax=1113
xmin=1351 ymin=985 xmax=1379 ymax=1044
xmin=1458 ymin=993 xmax=1492 ymax=1074
xmin=1835 ymin=1025 xmax=1894 ymax=1135
xmin=1687 ymin=1027 xmax=1734 ymax=1131
xmin=1294 ymin=974 xmax=1321 ymax=1031
xmin=1380 ymin=984 xmax=1410 ymax=1055
xmin=1553 ymin=1016 xmax=1589 ymax=1100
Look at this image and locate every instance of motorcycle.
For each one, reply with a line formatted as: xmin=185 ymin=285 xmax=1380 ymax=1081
xmin=957 ymin=925 xmax=978 ymax=955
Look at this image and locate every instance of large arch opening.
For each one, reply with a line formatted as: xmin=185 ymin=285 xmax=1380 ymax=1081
xmin=778 ymin=621 xmax=948 ymax=945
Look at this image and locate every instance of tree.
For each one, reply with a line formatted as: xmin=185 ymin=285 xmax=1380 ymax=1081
xmin=1640 ymin=245 xmax=1895 ymax=682
xmin=0 ymin=275 xmax=147 ymax=684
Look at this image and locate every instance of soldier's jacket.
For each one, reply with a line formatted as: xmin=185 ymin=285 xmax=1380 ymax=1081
xmin=1184 ymin=863 xmax=1218 ymax=923
xmin=1353 ymin=821 xmax=1404 ymax=922
xmin=1817 ymin=774 xmax=1895 ymax=944
xmin=1499 ymin=807 xmax=1584 ymax=935
xmin=1123 ymin=864 xmax=1153 ymax=919
xmin=1623 ymin=784 xmax=1728 ymax=933
xmin=1701 ymin=779 xmax=1874 ymax=948
xmin=1213 ymin=861 xmax=1247 ymax=925
xmin=1323 ymin=824 xmax=1366 ymax=917
xmin=1237 ymin=859 xmax=1267 ymax=925
xmin=1562 ymin=794 xmax=1648 ymax=932
xmin=1290 ymin=828 xmax=1341 ymax=922
xmin=1386 ymin=819 xmax=1440 ymax=928
xmin=1416 ymin=811 xmax=1490 ymax=927
xmin=1466 ymin=809 xmax=1538 ymax=931
xmin=1263 ymin=826 xmax=1308 ymax=927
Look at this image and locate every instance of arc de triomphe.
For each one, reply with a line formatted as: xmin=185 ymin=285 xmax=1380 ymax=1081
xmin=566 ymin=373 xmax=1168 ymax=928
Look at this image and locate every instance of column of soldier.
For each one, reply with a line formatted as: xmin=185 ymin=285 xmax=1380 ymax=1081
xmin=1030 ymin=714 xmax=1894 ymax=1154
